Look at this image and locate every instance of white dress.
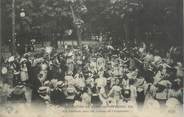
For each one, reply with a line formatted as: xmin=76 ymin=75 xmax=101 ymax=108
xmin=74 ymin=76 xmax=86 ymax=89
xmin=97 ymin=57 xmax=105 ymax=72
xmin=99 ymin=87 xmax=107 ymax=105
xmin=81 ymin=93 xmax=91 ymax=106
xmin=89 ymin=60 xmax=97 ymax=73
xmin=129 ymin=85 xmax=137 ymax=102
xmin=108 ymin=85 xmax=122 ymax=103
xmin=20 ymin=64 xmax=29 ymax=82
xmin=95 ymin=77 xmax=107 ymax=88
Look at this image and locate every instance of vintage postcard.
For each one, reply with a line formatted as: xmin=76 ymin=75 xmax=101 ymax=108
xmin=0 ymin=0 xmax=183 ymax=117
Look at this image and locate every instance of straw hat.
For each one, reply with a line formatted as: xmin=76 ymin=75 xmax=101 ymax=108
xmin=13 ymin=85 xmax=25 ymax=95
xmin=56 ymin=81 xmax=65 ymax=88
xmin=38 ymin=86 xmax=49 ymax=95
xmin=1 ymin=66 xmax=8 ymax=74
xmin=8 ymin=56 xmax=15 ymax=62
xmin=44 ymin=80 xmax=50 ymax=86
xmin=157 ymin=80 xmax=172 ymax=87
xmin=20 ymin=58 xmax=27 ymax=63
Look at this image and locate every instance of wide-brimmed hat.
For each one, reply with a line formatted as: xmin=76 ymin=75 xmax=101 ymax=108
xmin=41 ymin=63 xmax=48 ymax=70
xmin=176 ymin=62 xmax=182 ymax=67
xmin=162 ymin=63 xmax=171 ymax=69
xmin=13 ymin=85 xmax=25 ymax=95
xmin=50 ymin=79 xmax=58 ymax=88
xmin=67 ymin=52 xmax=74 ymax=57
xmin=44 ymin=80 xmax=50 ymax=86
xmin=20 ymin=58 xmax=27 ymax=63
xmin=122 ymin=58 xmax=129 ymax=63
xmin=38 ymin=86 xmax=49 ymax=94
xmin=67 ymin=86 xmax=76 ymax=94
xmin=34 ymin=58 xmax=44 ymax=64
xmin=112 ymin=55 xmax=118 ymax=58
xmin=157 ymin=80 xmax=172 ymax=87
xmin=1 ymin=66 xmax=8 ymax=74
xmin=137 ymin=87 xmax=144 ymax=92
xmin=66 ymin=71 xmax=73 ymax=75
xmin=8 ymin=56 xmax=15 ymax=62
xmin=57 ymin=81 xmax=65 ymax=88
xmin=23 ymin=52 xmax=31 ymax=58
xmin=107 ymin=45 xmax=114 ymax=50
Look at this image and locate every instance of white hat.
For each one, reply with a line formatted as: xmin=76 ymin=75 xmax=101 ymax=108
xmin=51 ymin=79 xmax=58 ymax=88
xmin=162 ymin=63 xmax=171 ymax=69
xmin=20 ymin=58 xmax=27 ymax=63
xmin=8 ymin=56 xmax=15 ymax=62
xmin=107 ymin=45 xmax=114 ymax=50
xmin=67 ymin=86 xmax=75 ymax=93
xmin=158 ymin=80 xmax=172 ymax=87
xmin=176 ymin=62 xmax=182 ymax=67
xmin=41 ymin=63 xmax=48 ymax=71
xmin=67 ymin=52 xmax=74 ymax=57
xmin=57 ymin=81 xmax=65 ymax=88
xmin=38 ymin=86 xmax=49 ymax=94
xmin=153 ymin=56 xmax=162 ymax=64
xmin=45 ymin=46 xmax=53 ymax=54
xmin=44 ymin=80 xmax=50 ymax=86
xmin=24 ymin=52 xmax=31 ymax=57
xmin=1 ymin=67 xmax=8 ymax=74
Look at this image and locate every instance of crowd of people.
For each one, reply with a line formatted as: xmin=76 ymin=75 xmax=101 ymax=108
xmin=0 ymin=40 xmax=183 ymax=109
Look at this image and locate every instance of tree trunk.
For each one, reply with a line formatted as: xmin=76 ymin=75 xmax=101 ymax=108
xmin=11 ymin=0 xmax=16 ymax=55
xmin=76 ymin=27 xmax=81 ymax=46
xmin=123 ymin=17 xmax=129 ymax=43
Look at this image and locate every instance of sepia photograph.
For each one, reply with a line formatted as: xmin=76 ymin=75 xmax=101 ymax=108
xmin=0 ymin=0 xmax=183 ymax=117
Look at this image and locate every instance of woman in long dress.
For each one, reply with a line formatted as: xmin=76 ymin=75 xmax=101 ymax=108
xmin=74 ymin=72 xmax=86 ymax=91
xmin=108 ymin=78 xmax=122 ymax=106
xmin=81 ymin=87 xmax=92 ymax=106
xmin=129 ymin=79 xmax=137 ymax=103
xmin=99 ymin=87 xmax=108 ymax=106
xmin=20 ymin=61 xmax=29 ymax=83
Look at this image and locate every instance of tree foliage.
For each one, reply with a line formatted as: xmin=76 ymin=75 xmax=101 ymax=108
xmin=2 ymin=0 xmax=182 ymax=48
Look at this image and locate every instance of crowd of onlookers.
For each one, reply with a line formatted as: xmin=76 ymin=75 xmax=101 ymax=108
xmin=0 ymin=40 xmax=183 ymax=109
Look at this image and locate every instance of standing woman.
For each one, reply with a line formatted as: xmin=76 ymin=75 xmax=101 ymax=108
xmin=12 ymin=58 xmax=21 ymax=87
xmin=129 ymin=79 xmax=137 ymax=103
xmin=20 ymin=58 xmax=32 ymax=104
xmin=74 ymin=72 xmax=86 ymax=91
xmin=134 ymin=74 xmax=146 ymax=107
xmin=20 ymin=58 xmax=29 ymax=83
xmin=99 ymin=86 xmax=108 ymax=106
xmin=81 ymin=87 xmax=92 ymax=106
xmin=108 ymin=78 xmax=122 ymax=106
xmin=39 ymin=61 xmax=48 ymax=85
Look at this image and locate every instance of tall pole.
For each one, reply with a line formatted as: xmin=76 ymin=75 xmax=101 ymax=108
xmin=12 ymin=0 xmax=16 ymax=55
xmin=70 ymin=5 xmax=81 ymax=47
